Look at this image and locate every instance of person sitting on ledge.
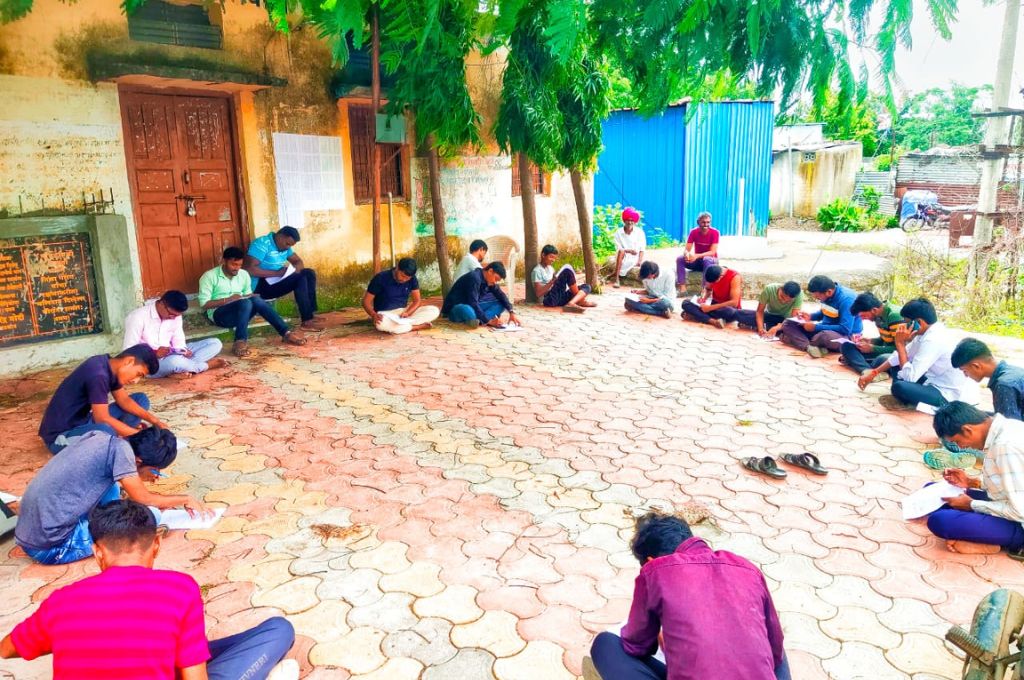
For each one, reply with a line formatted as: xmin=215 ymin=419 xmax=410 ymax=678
xmin=680 ymin=264 xmax=742 ymax=329
xmin=245 ymin=225 xmax=324 ymax=330
xmin=952 ymin=338 xmax=1024 ymax=421
xmin=532 ymin=245 xmax=595 ymax=312
xmin=1 ymin=499 xmax=299 ymax=680
xmin=14 ymin=428 xmax=209 ymax=565
xmin=199 ymin=246 xmax=306 ymax=358
xmin=926 ymin=401 xmax=1024 ymax=556
xmin=584 ymin=511 xmax=790 ymax=680
xmin=123 ymin=290 xmax=226 ymax=379
xmin=674 ymin=211 xmax=720 ymax=294
xmin=612 ymin=207 xmax=646 ymax=287
xmin=441 ymin=262 xmax=521 ymax=328
xmin=624 ymin=262 xmax=675 ymax=319
xmin=363 ymin=257 xmax=440 ymax=334
xmin=38 ymin=344 xmax=168 ymax=455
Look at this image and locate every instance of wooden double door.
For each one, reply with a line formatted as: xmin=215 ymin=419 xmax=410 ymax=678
xmin=120 ymin=90 xmax=245 ymax=296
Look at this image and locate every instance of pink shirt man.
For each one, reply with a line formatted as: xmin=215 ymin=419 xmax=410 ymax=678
xmin=123 ymin=301 xmax=186 ymax=352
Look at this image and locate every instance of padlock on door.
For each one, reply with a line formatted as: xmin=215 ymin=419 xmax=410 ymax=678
xmin=185 ymin=197 xmax=197 ymax=217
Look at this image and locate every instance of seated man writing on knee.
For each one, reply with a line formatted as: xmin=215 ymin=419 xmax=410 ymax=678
xmin=624 ymin=262 xmax=675 ymax=319
xmin=2 ymin=499 xmax=297 ymax=680
xmin=680 ymin=265 xmax=742 ymax=329
xmin=926 ymin=402 xmax=1024 ymax=556
xmin=779 ymin=275 xmax=861 ymax=358
xmin=14 ymin=428 xmax=209 ymax=565
xmin=441 ymin=262 xmax=521 ymax=328
xmin=532 ymin=245 xmax=595 ymax=312
xmin=123 ymin=290 xmax=226 ymax=379
xmin=363 ymin=257 xmax=440 ymax=334
xmin=840 ymin=292 xmax=903 ymax=379
xmin=199 ymin=246 xmax=306 ymax=357
xmin=586 ymin=512 xmax=789 ymax=680
xmin=38 ymin=344 xmax=168 ymax=454
xmin=245 ymin=225 xmax=323 ymax=330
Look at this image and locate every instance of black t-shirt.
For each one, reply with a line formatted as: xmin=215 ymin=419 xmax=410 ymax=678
xmin=367 ymin=269 xmax=419 ymax=312
xmin=38 ymin=355 xmax=120 ymax=445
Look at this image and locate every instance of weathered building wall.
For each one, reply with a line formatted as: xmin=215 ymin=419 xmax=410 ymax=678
xmin=770 ymin=143 xmax=862 ymax=218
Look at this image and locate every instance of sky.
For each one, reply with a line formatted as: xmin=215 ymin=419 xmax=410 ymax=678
xmin=876 ymin=0 xmax=1024 ymax=106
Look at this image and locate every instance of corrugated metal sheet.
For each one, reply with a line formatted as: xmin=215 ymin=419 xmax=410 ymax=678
xmin=853 ymin=171 xmax=897 ymax=216
xmin=683 ymin=102 xmax=774 ymax=236
xmin=896 ymin=153 xmax=981 ymax=186
xmin=595 ymin=101 xmax=774 ymax=239
xmin=594 ymin=107 xmax=686 ymax=239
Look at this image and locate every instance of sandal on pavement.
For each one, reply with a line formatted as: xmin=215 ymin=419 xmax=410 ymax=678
xmin=1008 ymin=548 xmax=1024 ymax=562
xmin=283 ymin=331 xmax=307 ymax=346
xmin=231 ymin=341 xmax=251 ymax=358
xmin=922 ymin=448 xmax=976 ymax=470
xmin=781 ymin=452 xmax=828 ymax=475
xmin=879 ymin=394 xmax=915 ymax=411
xmin=562 ymin=305 xmax=586 ymax=314
xmin=741 ymin=456 xmax=787 ymax=479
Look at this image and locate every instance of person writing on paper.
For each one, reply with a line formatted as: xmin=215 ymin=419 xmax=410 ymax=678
xmin=200 ymin=246 xmax=306 ymax=358
xmin=778 ymin=275 xmax=862 ymax=358
xmin=38 ymin=345 xmax=169 ymax=455
xmin=925 ymin=402 xmax=1024 ymax=555
xmin=442 ymin=262 xmax=521 ymax=328
xmin=123 ymin=290 xmax=226 ymax=379
xmin=675 ymin=211 xmax=720 ymax=294
xmin=454 ymin=239 xmax=489 ymax=281
xmin=952 ymin=338 xmax=1024 ymax=421
xmin=13 ymin=428 xmax=210 ymax=565
xmin=585 ymin=512 xmax=790 ymax=680
xmin=612 ymin=207 xmax=646 ymax=287
xmin=680 ymin=265 xmax=742 ymax=329
xmin=858 ymin=298 xmax=977 ymax=411
xmin=624 ymin=262 xmax=675 ymax=319
xmin=245 ymin=226 xmax=322 ymax=330
xmin=532 ymin=245 xmax=595 ymax=312
xmin=1 ymin=499 xmax=299 ymax=680
xmin=839 ymin=292 xmax=903 ymax=378
xmin=734 ymin=281 xmax=803 ymax=337
xmin=363 ymin=258 xmax=440 ymax=334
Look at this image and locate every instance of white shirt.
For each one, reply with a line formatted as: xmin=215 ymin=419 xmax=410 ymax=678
xmin=123 ymin=301 xmax=186 ymax=351
xmin=886 ymin=321 xmax=978 ymax=403
xmin=614 ymin=227 xmax=646 ymax=253
xmin=974 ymin=415 xmax=1024 ymax=522
xmin=454 ymin=254 xmax=482 ymax=281
xmin=644 ymin=270 xmax=677 ymax=305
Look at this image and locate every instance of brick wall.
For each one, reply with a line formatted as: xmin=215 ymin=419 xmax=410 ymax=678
xmin=895 ymin=183 xmax=1020 ymax=210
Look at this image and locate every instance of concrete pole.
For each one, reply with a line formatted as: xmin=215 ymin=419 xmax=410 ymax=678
xmin=970 ymin=0 xmax=1020 ymax=284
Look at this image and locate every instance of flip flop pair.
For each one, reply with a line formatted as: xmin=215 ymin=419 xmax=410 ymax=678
xmin=741 ymin=453 xmax=829 ymax=480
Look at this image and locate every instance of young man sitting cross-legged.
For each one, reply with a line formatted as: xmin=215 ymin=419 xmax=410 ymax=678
xmin=363 ymin=257 xmax=440 ymax=334
xmin=584 ymin=511 xmax=790 ymax=680
xmin=1 ymin=499 xmax=299 ymax=680
xmin=532 ymin=245 xmax=595 ymax=312
xmin=680 ymin=264 xmax=742 ymax=329
xmin=624 ymin=262 xmax=675 ymax=319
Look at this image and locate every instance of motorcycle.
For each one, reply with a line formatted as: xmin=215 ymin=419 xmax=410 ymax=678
xmin=900 ymin=189 xmax=953 ymax=232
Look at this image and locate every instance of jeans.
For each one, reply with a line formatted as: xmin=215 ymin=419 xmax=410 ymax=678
xmin=449 ymin=300 xmax=505 ymax=325
xmin=208 ymin=617 xmax=295 ymax=680
xmin=927 ymin=489 xmax=1024 ymax=551
xmin=21 ymin=484 xmax=161 ymax=564
xmin=590 ymin=632 xmax=791 ymax=680
xmin=680 ymin=300 xmax=739 ymax=325
xmin=47 ymin=392 xmax=150 ymax=454
xmin=779 ymin=324 xmax=845 ymax=353
xmin=675 ymin=255 xmax=718 ymax=285
xmin=734 ymin=310 xmax=786 ymax=332
xmin=839 ymin=343 xmax=892 ymax=374
xmin=212 ymin=297 xmax=290 ymax=341
xmin=255 ymin=268 xmax=318 ymax=322
xmin=892 ymin=378 xmax=947 ymax=408
xmin=152 ymin=338 xmax=223 ymax=378
xmin=624 ymin=298 xmax=673 ymax=316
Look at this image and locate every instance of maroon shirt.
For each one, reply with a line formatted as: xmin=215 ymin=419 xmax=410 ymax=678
xmin=686 ymin=227 xmax=720 ymax=255
xmin=621 ymin=537 xmax=785 ymax=680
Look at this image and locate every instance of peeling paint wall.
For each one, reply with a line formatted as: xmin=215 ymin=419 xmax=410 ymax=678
xmin=770 ymin=143 xmax=863 ymax=218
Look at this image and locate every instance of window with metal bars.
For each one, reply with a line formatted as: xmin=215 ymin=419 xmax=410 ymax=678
xmin=348 ymin=104 xmax=405 ymax=203
xmin=511 ymin=155 xmax=546 ymax=196
xmin=127 ymin=0 xmax=223 ymax=49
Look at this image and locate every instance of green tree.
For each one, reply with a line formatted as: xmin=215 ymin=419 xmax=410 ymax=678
xmin=896 ymin=84 xmax=989 ymax=151
xmin=780 ymin=92 xmax=883 ymax=156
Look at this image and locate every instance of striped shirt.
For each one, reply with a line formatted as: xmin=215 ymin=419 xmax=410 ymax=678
xmin=975 ymin=415 xmax=1024 ymax=522
xmin=11 ymin=566 xmax=211 ymax=678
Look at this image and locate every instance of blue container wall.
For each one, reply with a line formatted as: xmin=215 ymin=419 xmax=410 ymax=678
xmin=683 ymin=102 xmax=774 ymax=236
xmin=594 ymin=108 xmax=686 ymax=241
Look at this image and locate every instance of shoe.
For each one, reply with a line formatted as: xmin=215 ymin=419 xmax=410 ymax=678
xmin=466 ymin=318 xmax=480 ymax=329
xmin=710 ymin=318 xmax=726 ymax=329
xmin=581 ymin=656 xmax=603 ymax=680
xmin=879 ymin=394 xmax=914 ymax=411
xmin=267 ymin=659 xmax=299 ymax=680
xmin=806 ymin=346 xmax=828 ymax=358
xmin=660 ymin=308 xmax=672 ymax=319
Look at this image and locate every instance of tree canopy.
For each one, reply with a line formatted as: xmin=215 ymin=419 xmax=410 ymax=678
xmin=895 ymin=84 xmax=989 ymax=152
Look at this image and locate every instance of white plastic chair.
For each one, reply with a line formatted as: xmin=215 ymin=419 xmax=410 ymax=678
xmin=484 ymin=235 xmax=520 ymax=302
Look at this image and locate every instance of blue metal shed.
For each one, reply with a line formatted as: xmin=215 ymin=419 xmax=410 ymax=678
xmin=594 ymin=101 xmax=775 ymax=239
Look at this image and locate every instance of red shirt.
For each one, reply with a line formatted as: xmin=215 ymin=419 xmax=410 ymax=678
xmin=708 ymin=268 xmax=738 ymax=305
xmin=11 ymin=566 xmax=211 ymax=679
xmin=621 ymin=538 xmax=785 ymax=680
xmin=686 ymin=227 xmax=720 ymax=255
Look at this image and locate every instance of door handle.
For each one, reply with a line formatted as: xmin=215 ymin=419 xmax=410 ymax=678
xmin=175 ymin=194 xmax=207 ymax=200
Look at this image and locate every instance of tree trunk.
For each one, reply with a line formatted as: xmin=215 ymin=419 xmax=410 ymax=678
xmin=427 ymin=137 xmax=453 ymax=294
xmin=370 ymin=6 xmax=382 ymax=273
xmin=570 ymin=168 xmax=599 ymax=290
xmin=969 ymin=0 xmax=1020 ymax=286
xmin=518 ymin=153 xmax=539 ymax=303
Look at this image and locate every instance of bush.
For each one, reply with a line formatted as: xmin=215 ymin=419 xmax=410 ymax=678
xmin=593 ymin=203 xmax=682 ymax=255
xmin=876 ymin=156 xmax=893 ymax=172
xmin=817 ymin=199 xmax=867 ymax=232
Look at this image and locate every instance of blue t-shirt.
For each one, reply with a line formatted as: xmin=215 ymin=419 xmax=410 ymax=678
xmin=38 ymin=355 xmax=121 ymax=446
xmin=247 ymin=232 xmax=293 ymax=289
xmin=16 ymin=431 xmax=137 ymax=550
xmin=367 ymin=269 xmax=419 ymax=312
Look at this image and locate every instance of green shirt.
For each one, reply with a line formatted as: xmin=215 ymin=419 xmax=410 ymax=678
xmin=198 ymin=266 xmax=252 ymax=321
xmin=758 ymin=284 xmax=803 ymax=317
xmin=872 ymin=302 xmax=904 ymax=349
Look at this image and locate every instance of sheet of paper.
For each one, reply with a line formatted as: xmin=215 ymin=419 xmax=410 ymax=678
xmin=379 ymin=311 xmax=411 ymax=326
xmin=490 ymin=323 xmax=523 ymax=333
xmin=916 ymin=402 xmax=938 ymax=416
xmin=901 ymin=482 xmax=964 ymax=520
xmin=833 ymin=337 xmax=855 ymax=345
xmin=605 ymin=620 xmax=666 ymax=663
xmin=625 ymin=293 xmax=641 ymax=302
xmin=265 ymin=263 xmax=296 ymax=286
xmin=159 ymin=507 xmax=225 ymax=531
xmin=0 ymin=491 xmax=20 ymax=504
